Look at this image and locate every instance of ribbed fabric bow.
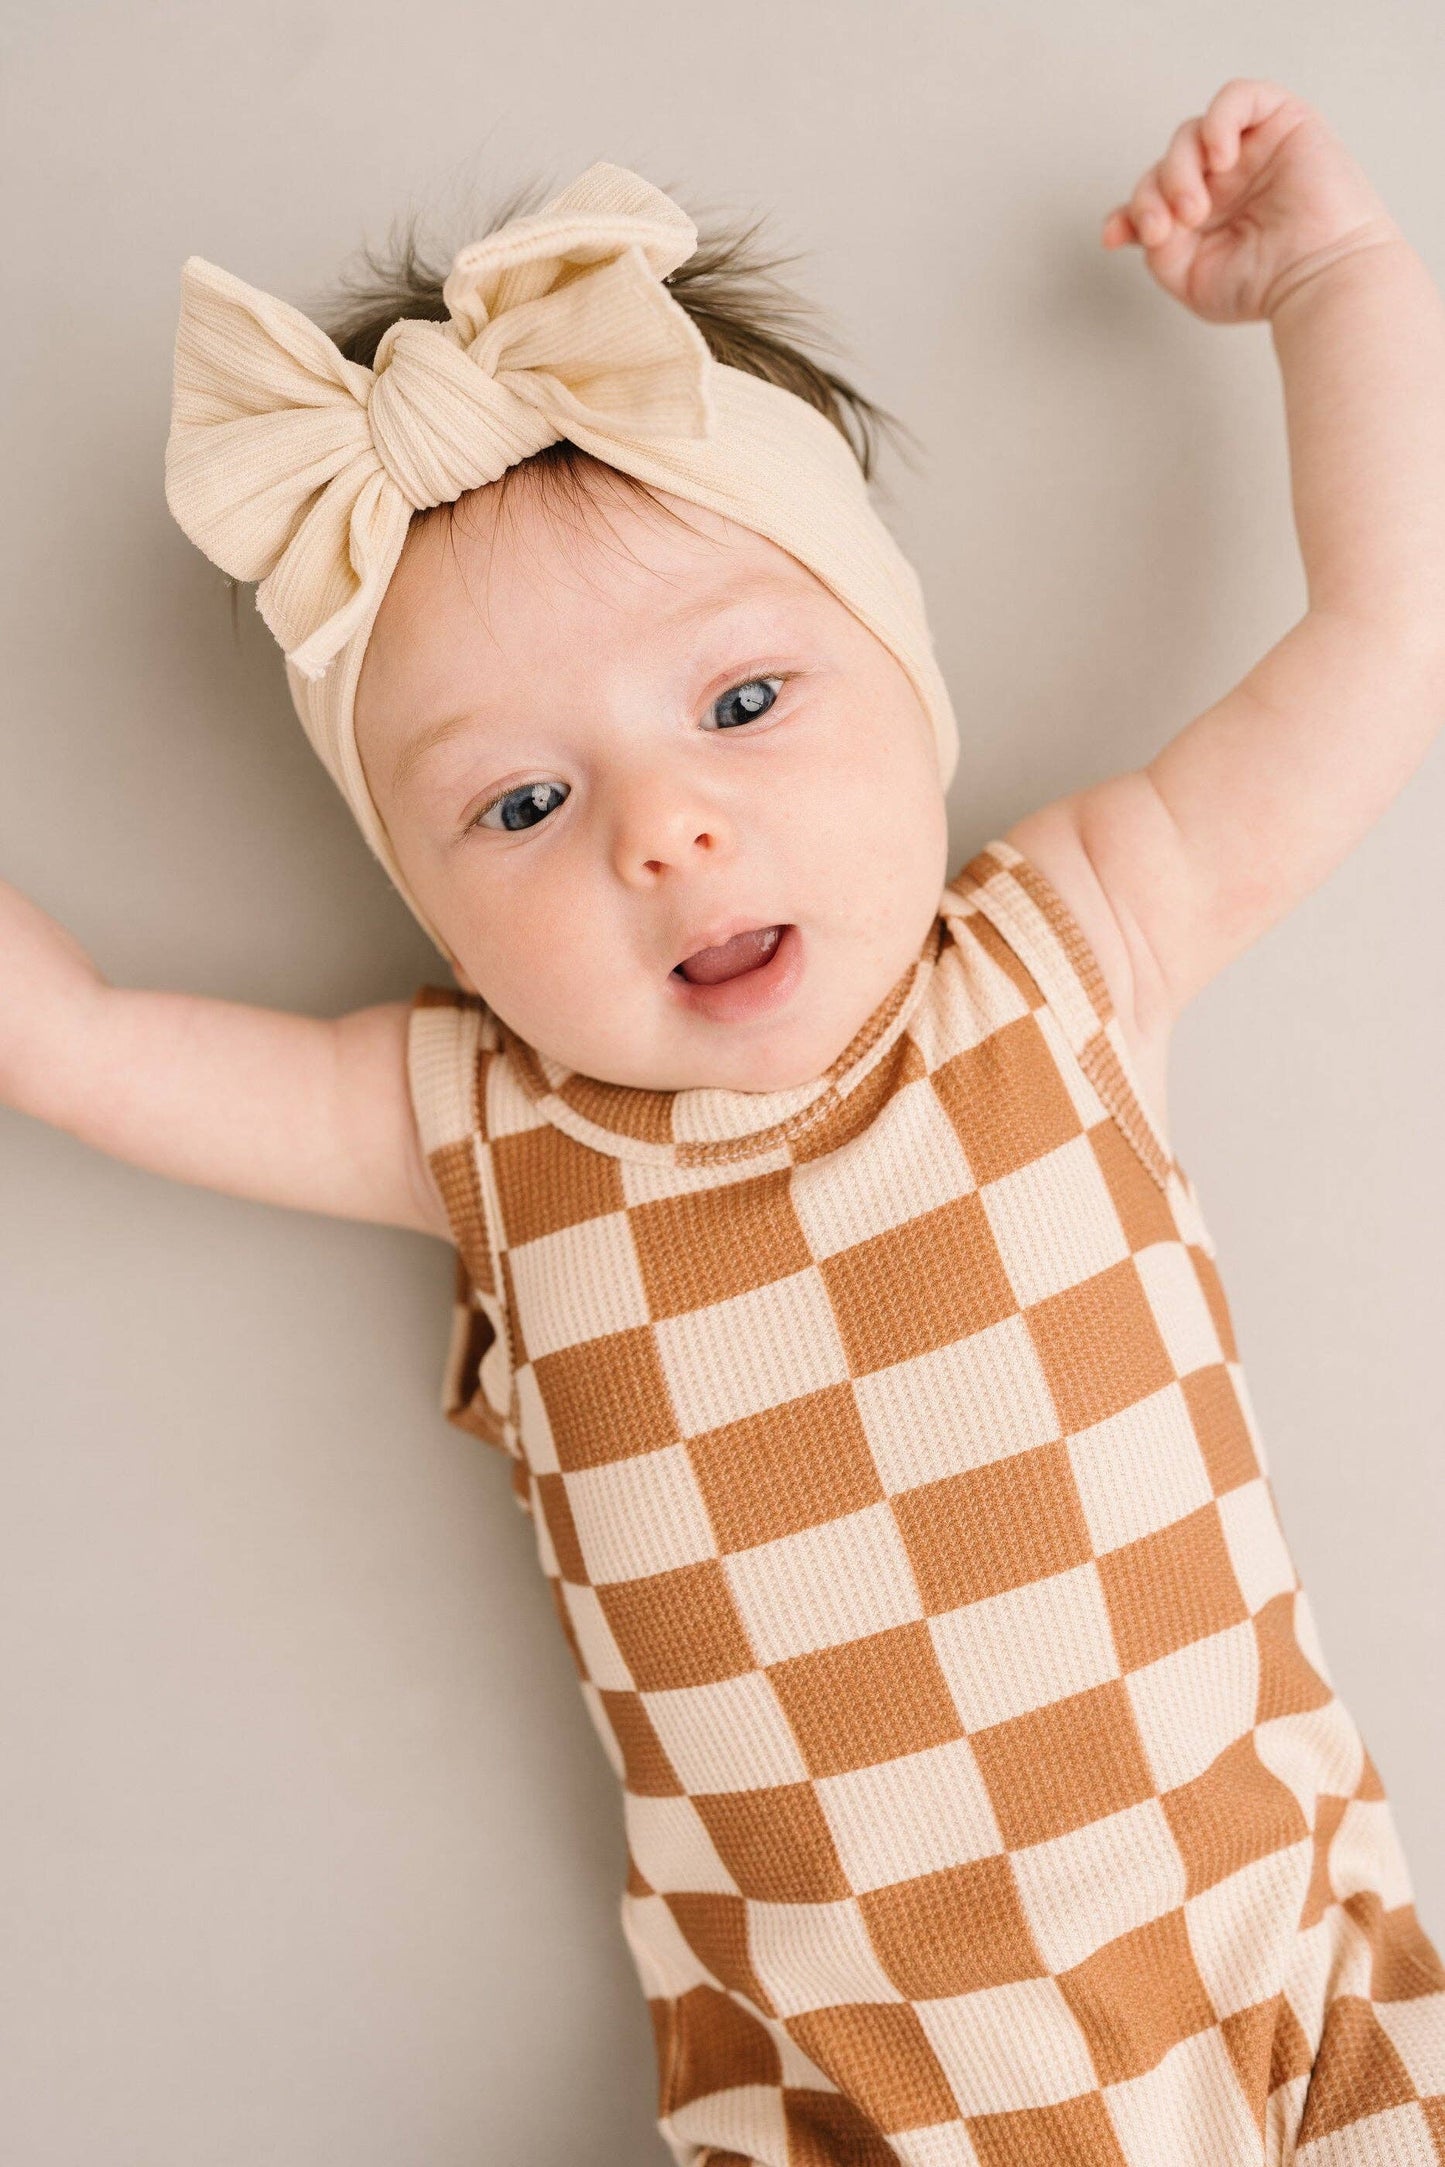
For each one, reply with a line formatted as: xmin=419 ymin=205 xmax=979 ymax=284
xmin=164 ymin=162 xmax=714 ymax=682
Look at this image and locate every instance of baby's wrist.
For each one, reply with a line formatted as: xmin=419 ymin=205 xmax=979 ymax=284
xmin=1262 ymin=216 xmax=1409 ymax=323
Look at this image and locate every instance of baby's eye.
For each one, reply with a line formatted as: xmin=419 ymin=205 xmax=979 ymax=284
xmin=705 ymin=676 xmax=784 ymax=730
xmin=476 ymin=779 xmax=570 ymax=832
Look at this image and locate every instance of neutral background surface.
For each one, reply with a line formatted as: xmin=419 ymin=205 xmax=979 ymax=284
xmin=3 ymin=6 xmax=1442 ymax=2162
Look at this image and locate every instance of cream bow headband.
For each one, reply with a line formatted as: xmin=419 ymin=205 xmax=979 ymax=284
xmin=165 ymin=161 xmax=959 ymax=962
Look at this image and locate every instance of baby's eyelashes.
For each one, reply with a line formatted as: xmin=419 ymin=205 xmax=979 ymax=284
xmin=703 ymin=676 xmax=784 ymax=730
xmin=476 ymin=779 xmax=570 ymax=832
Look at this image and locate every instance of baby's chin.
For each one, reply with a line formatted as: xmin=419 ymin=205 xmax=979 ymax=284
xmin=537 ymin=995 xmax=877 ymax=1097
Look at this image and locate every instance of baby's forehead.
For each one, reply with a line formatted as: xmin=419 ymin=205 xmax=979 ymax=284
xmin=362 ymin=500 xmax=833 ymax=745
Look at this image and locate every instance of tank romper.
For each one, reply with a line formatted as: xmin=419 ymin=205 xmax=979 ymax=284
xmin=406 ymin=836 xmax=1445 ymax=2167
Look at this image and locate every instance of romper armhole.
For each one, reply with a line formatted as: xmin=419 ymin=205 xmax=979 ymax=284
xmin=944 ymin=837 xmax=1177 ymax=1193
xmin=406 ymin=986 xmax=522 ymax=1473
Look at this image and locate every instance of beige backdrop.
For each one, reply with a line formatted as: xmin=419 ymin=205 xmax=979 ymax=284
xmin=3 ymin=4 xmax=1442 ymax=2160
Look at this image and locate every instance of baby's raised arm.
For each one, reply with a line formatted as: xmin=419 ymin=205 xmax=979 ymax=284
xmin=1016 ymin=85 xmax=1445 ymax=1039
xmin=0 ymin=873 xmax=449 ymax=1240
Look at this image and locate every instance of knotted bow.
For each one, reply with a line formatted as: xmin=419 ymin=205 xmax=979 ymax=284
xmin=164 ymin=162 xmax=714 ymax=681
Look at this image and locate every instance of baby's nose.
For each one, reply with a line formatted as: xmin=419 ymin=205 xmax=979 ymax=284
xmin=610 ymin=773 xmax=733 ymax=881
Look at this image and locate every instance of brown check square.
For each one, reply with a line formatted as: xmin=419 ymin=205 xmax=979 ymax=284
xmin=1182 ymin=1364 xmax=1261 ymax=1496
xmin=819 ymin=1194 xmax=1019 ymax=1376
xmin=664 ymin=1890 xmax=776 ymax=2014
xmin=1097 ymin=1502 xmax=1249 ymax=1672
xmin=663 ymin=1983 xmax=781 ymax=2107
xmin=490 ymin=1120 xmax=626 ymax=1247
xmin=531 ymin=1326 xmax=679 ymax=1469
xmin=598 ymin=1561 xmax=755 ymax=1691
xmin=693 ymin=1782 xmax=850 ymax=1904
xmin=768 ymin=1622 xmax=966 ymax=1777
xmin=966 ymin=2090 xmax=1131 ymax=2166
xmin=687 ymin=1384 xmax=886 ymax=1552
xmin=859 ymin=1856 xmax=1047 ymax=1998
xmin=1056 ymin=1908 xmax=1217 ymax=2084
xmin=787 ymin=2002 xmax=960 ymax=2132
xmin=969 ymin=1679 xmax=1158 ymax=1849
xmin=893 ymin=1442 xmax=1095 ymax=1612
xmin=1027 ymin=1258 xmax=1178 ymax=1434
xmin=1161 ymin=1734 xmax=1310 ymax=1899
xmin=628 ymin=1169 xmax=815 ymax=1319
xmin=932 ymin=1016 xmax=1086 ymax=1186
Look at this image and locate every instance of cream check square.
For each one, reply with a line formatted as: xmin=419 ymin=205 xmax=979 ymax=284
xmin=564 ymin=1445 xmax=716 ymax=1584
xmin=1217 ymin=1478 xmax=1297 ymax=1615
xmin=531 ymin=1497 xmax=560 ymax=1581
xmin=1012 ymin=1800 xmax=1187 ymax=1974
xmin=483 ymin=1050 xmax=550 ymax=1140
xmin=1292 ymin=1589 xmax=1336 ymax=1691
xmin=775 ymin=2026 xmax=837 ymax=2090
xmin=1294 ymin=2103 xmax=1438 ymax=2167
xmin=579 ymin=1681 xmax=624 ymax=1781
xmin=929 ymin=1564 xmax=1121 ymax=1732
xmin=815 ymin=1736 xmax=1003 ymax=1892
xmin=506 ymin=1211 xmax=650 ymax=1359
xmin=624 ymin=1792 xmax=741 ymax=1895
xmin=1133 ymin=1241 xmax=1225 ymax=1377
xmin=1184 ymin=1841 xmax=1316 ymax=2018
xmin=1035 ymin=1002 xmax=1110 ymax=1128
xmin=789 ymin=1078 xmax=977 ymax=1258
xmin=1255 ymin=1696 xmax=1364 ymax=1817
xmin=915 ymin=1977 xmax=1098 ymax=2113
xmin=1103 ymin=2024 xmax=1263 ymax=2167
xmin=854 ymin=1316 xmax=1060 ymax=1494
xmin=1068 ymin=1384 xmax=1215 ymax=1556
xmin=724 ymin=1504 xmax=924 ymax=1666
xmin=1326 ymin=1903 xmax=1385 ymax=2006
xmin=671 ymin=2088 xmax=784 ymax=2158
xmin=619 ymin=1890 xmax=715 ymax=1999
xmin=891 ymin=2124 xmax=984 ymax=2167
xmin=981 ymin=1133 xmax=1131 ymax=1308
xmin=912 ymin=935 xmax=1030 ymax=1067
xmin=1125 ymin=1620 xmax=1261 ymax=1792
xmin=655 ymin=1267 xmax=850 ymax=1437
xmin=1330 ymin=1798 xmax=1414 ymax=1912
xmin=641 ymin=1672 xmax=809 ymax=1794
xmin=669 ymin=2088 xmax=790 ymax=2161
xmin=1376 ymin=1994 xmax=1445 ymax=2095
xmin=747 ymin=1895 xmax=905 ymax=2017
xmin=560 ymin=1583 xmax=634 ymax=1689
xmin=513 ymin=1362 xmax=559 ymax=1475
xmin=408 ymin=1003 xmax=482 ymax=1144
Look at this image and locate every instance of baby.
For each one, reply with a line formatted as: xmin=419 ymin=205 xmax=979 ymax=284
xmin=6 ymin=74 xmax=1445 ymax=2167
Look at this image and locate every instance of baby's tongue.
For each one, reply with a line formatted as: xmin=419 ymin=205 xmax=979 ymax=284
xmin=678 ymin=925 xmax=782 ymax=986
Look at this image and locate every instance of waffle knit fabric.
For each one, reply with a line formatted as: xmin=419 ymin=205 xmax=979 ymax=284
xmin=407 ymin=837 xmax=1445 ymax=2166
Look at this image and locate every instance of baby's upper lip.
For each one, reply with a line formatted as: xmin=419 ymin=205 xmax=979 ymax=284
xmin=670 ymin=916 xmax=787 ymax=972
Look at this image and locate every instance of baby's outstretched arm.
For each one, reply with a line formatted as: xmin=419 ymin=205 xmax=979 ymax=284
xmin=0 ymin=874 xmax=448 ymax=1239
xmin=1012 ymin=80 xmax=1445 ymax=1038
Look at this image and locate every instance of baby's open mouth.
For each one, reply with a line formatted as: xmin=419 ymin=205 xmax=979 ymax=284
xmin=673 ymin=925 xmax=785 ymax=985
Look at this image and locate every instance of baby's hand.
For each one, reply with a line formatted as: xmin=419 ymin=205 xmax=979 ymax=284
xmin=1101 ymin=78 xmax=1401 ymax=322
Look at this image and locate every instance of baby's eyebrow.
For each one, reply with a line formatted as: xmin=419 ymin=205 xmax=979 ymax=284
xmin=390 ymin=707 xmax=488 ymax=795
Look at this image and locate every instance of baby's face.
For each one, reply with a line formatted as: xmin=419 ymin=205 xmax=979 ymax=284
xmin=356 ymin=473 xmax=951 ymax=1093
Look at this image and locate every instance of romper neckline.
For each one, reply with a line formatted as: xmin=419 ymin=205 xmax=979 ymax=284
xmin=491 ymin=895 xmax=951 ymax=1169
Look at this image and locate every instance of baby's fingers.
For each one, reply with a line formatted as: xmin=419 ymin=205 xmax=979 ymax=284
xmin=1157 ymin=116 xmax=1214 ymax=226
xmin=1100 ymin=158 xmax=1188 ymax=251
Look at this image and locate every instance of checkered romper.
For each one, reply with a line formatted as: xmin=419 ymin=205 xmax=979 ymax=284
xmin=407 ymin=837 xmax=1445 ymax=2167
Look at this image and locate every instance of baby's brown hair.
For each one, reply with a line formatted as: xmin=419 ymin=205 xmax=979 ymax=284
xmin=221 ymin=176 xmax=917 ymax=626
